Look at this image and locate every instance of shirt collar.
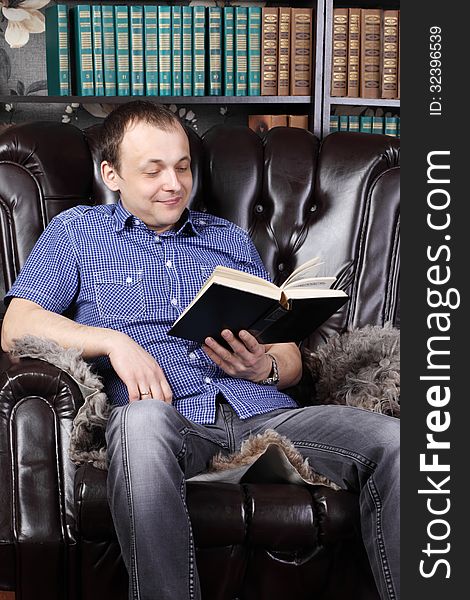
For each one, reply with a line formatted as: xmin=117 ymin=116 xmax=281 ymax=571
xmin=113 ymin=201 xmax=202 ymax=237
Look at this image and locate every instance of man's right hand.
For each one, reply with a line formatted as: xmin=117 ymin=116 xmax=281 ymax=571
xmin=105 ymin=331 xmax=173 ymax=403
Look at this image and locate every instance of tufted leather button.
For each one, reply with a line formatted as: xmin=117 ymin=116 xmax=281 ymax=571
xmin=278 ymin=263 xmax=285 ymax=272
xmin=254 ymin=204 xmax=264 ymax=214
xmin=310 ymin=204 xmax=318 ymax=212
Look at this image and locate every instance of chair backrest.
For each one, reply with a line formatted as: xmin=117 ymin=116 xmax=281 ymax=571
xmin=0 ymin=122 xmax=400 ymax=346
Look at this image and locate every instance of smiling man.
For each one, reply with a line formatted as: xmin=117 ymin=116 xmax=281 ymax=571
xmin=1 ymin=101 xmax=399 ymax=600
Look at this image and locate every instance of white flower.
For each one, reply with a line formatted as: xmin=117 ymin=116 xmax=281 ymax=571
xmin=2 ymin=0 xmax=50 ymax=49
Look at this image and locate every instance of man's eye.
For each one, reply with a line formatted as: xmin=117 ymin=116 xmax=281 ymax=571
xmin=176 ymin=167 xmax=188 ymax=173
xmin=145 ymin=172 xmax=160 ymax=177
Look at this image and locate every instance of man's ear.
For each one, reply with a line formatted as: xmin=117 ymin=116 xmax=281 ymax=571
xmin=101 ymin=161 xmax=120 ymax=192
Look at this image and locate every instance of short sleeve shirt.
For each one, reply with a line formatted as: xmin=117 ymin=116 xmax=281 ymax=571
xmin=5 ymin=202 xmax=298 ymax=423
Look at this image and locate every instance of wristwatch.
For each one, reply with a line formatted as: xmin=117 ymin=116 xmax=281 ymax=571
xmin=258 ymin=353 xmax=280 ymax=386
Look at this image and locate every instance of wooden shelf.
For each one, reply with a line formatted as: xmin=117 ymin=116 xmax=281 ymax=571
xmin=329 ymin=97 xmax=400 ymax=108
xmin=0 ymin=95 xmax=311 ymax=105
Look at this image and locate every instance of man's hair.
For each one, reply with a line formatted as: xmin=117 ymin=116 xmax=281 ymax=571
xmin=99 ymin=101 xmax=182 ymax=173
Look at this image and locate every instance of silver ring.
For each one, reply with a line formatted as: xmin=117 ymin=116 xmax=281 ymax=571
xmin=140 ymin=389 xmax=151 ymax=396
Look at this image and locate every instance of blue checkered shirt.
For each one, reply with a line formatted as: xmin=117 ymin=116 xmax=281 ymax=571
xmin=5 ymin=202 xmax=298 ymax=423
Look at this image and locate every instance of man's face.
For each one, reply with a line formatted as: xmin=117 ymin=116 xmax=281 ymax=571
xmin=102 ymin=121 xmax=193 ymax=233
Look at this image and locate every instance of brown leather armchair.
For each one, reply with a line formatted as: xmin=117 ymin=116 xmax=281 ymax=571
xmin=0 ymin=122 xmax=399 ymax=600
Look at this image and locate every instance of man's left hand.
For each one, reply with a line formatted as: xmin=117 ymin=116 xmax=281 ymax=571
xmin=203 ymin=329 xmax=272 ymax=383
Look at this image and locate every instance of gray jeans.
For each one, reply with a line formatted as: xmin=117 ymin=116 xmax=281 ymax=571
xmin=106 ymin=399 xmax=399 ymax=600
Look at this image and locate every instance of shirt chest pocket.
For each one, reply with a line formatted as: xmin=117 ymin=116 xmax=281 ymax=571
xmin=94 ymin=270 xmax=145 ymax=320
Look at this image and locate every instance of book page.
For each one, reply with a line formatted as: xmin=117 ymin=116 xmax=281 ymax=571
xmin=283 ymin=276 xmax=336 ymax=291
xmin=281 ymin=256 xmax=323 ymax=287
xmin=285 ymin=287 xmax=347 ymax=300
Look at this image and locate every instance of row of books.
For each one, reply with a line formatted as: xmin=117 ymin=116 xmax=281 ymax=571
xmin=248 ymin=114 xmax=309 ymax=135
xmin=330 ymin=114 xmax=400 ymax=137
xmin=45 ymin=4 xmax=313 ymax=98
xmin=331 ymin=8 xmax=400 ymax=100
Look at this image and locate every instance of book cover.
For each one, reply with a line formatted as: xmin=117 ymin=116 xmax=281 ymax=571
xmin=290 ymin=8 xmax=313 ymax=96
xmin=248 ymin=6 xmax=261 ymax=96
xmin=360 ymin=115 xmax=372 ymax=133
xmin=91 ymin=5 xmax=104 ymax=96
xmin=45 ymin=4 xmax=71 ymax=96
xmin=193 ymin=6 xmax=206 ymax=96
xmin=130 ymin=5 xmax=144 ymax=96
xmin=168 ymin=262 xmax=348 ymax=346
xmin=144 ymin=5 xmax=158 ymax=96
xmin=261 ymin=7 xmax=278 ymax=96
xmin=288 ymin=115 xmax=308 ymax=130
xmin=235 ymin=6 xmax=248 ymax=96
xmin=347 ymin=8 xmax=361 ymax=97
xmin=101 ymin=5 xmax=117 ymax=97
xmin=182 ymin=6 xmax=193 ymax=97
xmin=157 ymin=6 xmax=171 ymax=96
xmin=381 ymin=10 xmax=399 ymax=99
xmin=223 ymin=7 xmax=234 ymax=96
xmin=360 ymin=9 xmax=381 ymax=99
xmin=114 ymin=5 xmax=130 ymax=96
xmin=277 ymin=7 xmax=291 ymax=96
xmin=172 ymin=5 xmax=183 ymax=96
xmin=72 ymin=4 xmax=94 ymax=96
xmin=208 ymin=7 xmax=222 ymax=96
xmin=330 ymin=7 xmax=348 ymax=97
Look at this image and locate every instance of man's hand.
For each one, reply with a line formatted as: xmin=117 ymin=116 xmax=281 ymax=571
xmin=107 ymin=332 xmax=173 ymax=403
xmin=203 ymin=329 xmax=272 ymax=383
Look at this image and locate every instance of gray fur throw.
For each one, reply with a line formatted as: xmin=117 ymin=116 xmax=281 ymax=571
xmin=304 ymin=323 xmax=400 ymax=417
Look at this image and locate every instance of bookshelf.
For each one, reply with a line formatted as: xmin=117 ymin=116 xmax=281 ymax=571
xmin=0 ymin=0 xmax=325 ymax=136
xmin=322 ymin=0 xmax=400 ymax=137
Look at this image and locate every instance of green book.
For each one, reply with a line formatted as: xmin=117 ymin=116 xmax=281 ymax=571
xmin=144 ymin=5 xmax=158 ymax=96
xmin=235 ymin=7 xmax=248 ymax=96
xmin=223 ymin=7 xmax=234 ymax=96
xmin=360 ymin=115 xmax=373 ymax=134
xmin=92 ymin=5 xmax=104 ymax=96
xmin=101 ymin=5 xmax=116 ymax=96
xmin=372 ymin=116 xmax=384 ymax=134
xmin=208 ymin=7 xmax=222 ymax=96
xmin=114 ymin=5 xmax=130 ymax=96
xmin=193 ymin=6 xmax=206 ymax=96
xmin=348 ymin=115 xmax=360 ymax=132
xmin=384 ymin=116 xmax=397 ymax=137
xmin=339 ymin=115 xmax=348 ymax=131
xmin=172 ymin=5 xmax=183 ymax=96
xmin=158 ymin=5 xmax=171 ymax=96
xmin=72 ymin=5 xmax=94 ymax=96
xmin=182 ymin=6 xmax=193 ymax=96
xmin=45 ymin=4 xmax=71 ymax=96
xmin=247 ymin=6 xmax=261 ymax=96
xmin=397 ymin=117 xmax=400 ymax=138
xmin=330 ymin=115 xmax=339 ymax=133
xmin=130 ymin=5 xmax=144 ymax=96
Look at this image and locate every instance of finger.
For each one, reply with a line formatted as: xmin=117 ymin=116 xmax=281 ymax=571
xmin=238 ymin=330 xmax=264 ymax=355
xmin=204 ymin=338 xmax=235 ymax=365
xmin=220 ymin=330 xmax=250 ymax=356
xmin=127 ymin=380 xmax=141 ymax=402
xmin=160 ymin=378 xmax=173 ymax=404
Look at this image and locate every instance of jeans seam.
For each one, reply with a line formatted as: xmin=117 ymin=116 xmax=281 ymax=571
xmin=121 ymin=404 xmax=141 ymax=600
xmin=368 ymin=476 xmax=396 ymax=600
xmin=293 ymin=440 xmax=377 ymax=471
xmin=179 ymin=468 xmax=196 ymax=600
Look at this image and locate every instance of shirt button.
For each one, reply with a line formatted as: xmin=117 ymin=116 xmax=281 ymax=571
xmin=126 ymin=277 xmax=132 ymax=283
xmin=166 ymin=260 xmax=172 ymax=268
xmin=198 ymin=219 xmax=206 ymax=225
xmin=154 ymin=235 xmax=160 ymax=242
xmin=204 ymin=377 xmax=211 ymax=384
xmin=171 ymin=298 xmax=178 ymax=306
xmin=189 ymin=352 xmax=196 ymax=360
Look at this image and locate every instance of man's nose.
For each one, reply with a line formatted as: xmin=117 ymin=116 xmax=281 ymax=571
xmin=161 ymin=168 xmax=182 ymax=191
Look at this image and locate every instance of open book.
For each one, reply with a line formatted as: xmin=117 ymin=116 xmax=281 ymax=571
xmin=168 ymin=256 xmax=348 ymax=345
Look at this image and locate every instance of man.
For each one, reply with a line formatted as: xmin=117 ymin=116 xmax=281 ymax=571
xmin=1 ymin=101 xmax=399 ymax=600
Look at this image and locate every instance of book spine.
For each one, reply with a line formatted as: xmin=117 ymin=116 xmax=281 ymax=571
xmin=193 ymin=6 xmax=206 ymax=96
xmin=182 ymin=6 xmax=193 ymax=97
xmin=208 ymin=7 xmax=222 ymax=96
xmin=277 ymin=7 xmax=290 ymax=96
xmin=158 ymin=5 xmax=171 ymax=96
xmin=290 ymin=8 xmax=313 ymax=96
xmin=381 ymin=10 xmax=399 ymax=99
xmin=114 ymin=5 xmax=130 ymax=96
xmin=223 ymin=7 xmax=234 ymax=96
xmin=348 ymin=115 xmax=360 ymax=132
xmin=130 ymin=5 xmax=144 ymax=96
xmin=45 ymin=4 xmax=71 ymax=96
xmin=347 ymin=8 xmax=360 ymax=97
xmin=91 ymin=5 xmax=104 ymax=96
xmin=287 ymin=115 xmax=308 ymax=129
xmin=247 ymin=6 xmax=261 ymax=96
xmin=73 ymin=5 xmax=94 ymax=96
xmin=339 ymin=114 xmax=348 ymax=131
xmin=172 ymin=5 xmax=183 ymax=96
xmin=101 ymin=5 xmax=116 ymax=97
xmin=330 ymin=8 xmax=348 ymax=97
xmin=372 ymin=116 xmax=384 ymax=134
xmin=261 ymin=7 xmax=278 ymax=96
xmin=359 ymin=115 xmax=372 ymax=133
xmin=144 ymin=5 xmax=158 ymax=96
xmin=360 ymin=9 xmax=381 ymax=99
xmin=330 ymin=114 xmax=339 ymax=133
xmin=235 ymin=7 xmax=248 ymax=96
xmin=248 ymin=114 xmax=273 ymax=135
xmin=384 ymin=116 xmax=398 ymax=137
